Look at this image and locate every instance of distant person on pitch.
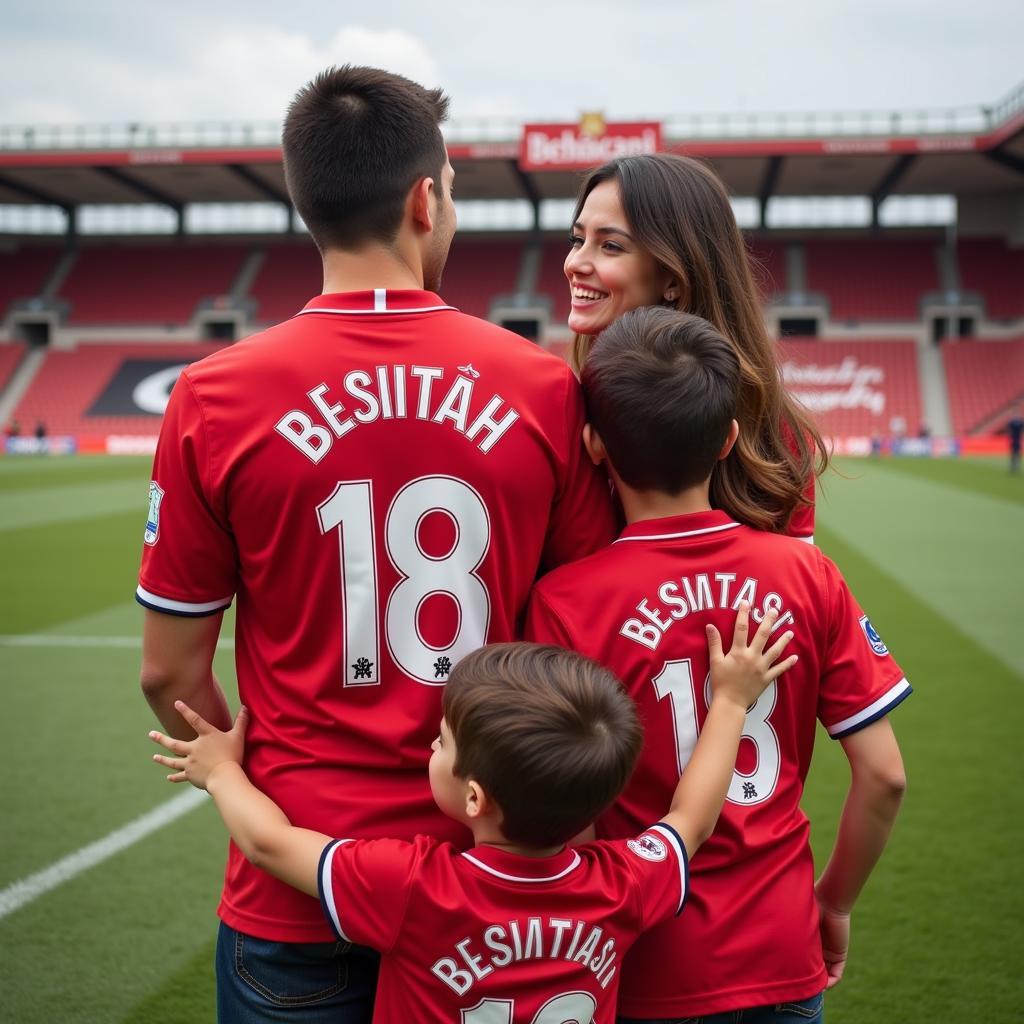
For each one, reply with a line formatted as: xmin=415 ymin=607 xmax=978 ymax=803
xmin=1007 ymin=403 xmax=1023 ymax=474
xmin=526 ymin=308 xmax=910 ymax=1024
xmin=149 ymin=630 xmax=794 ymax=1024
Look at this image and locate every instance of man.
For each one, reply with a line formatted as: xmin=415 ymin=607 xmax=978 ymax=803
xmin=137 ymin=65 xmax=615 ymax=1023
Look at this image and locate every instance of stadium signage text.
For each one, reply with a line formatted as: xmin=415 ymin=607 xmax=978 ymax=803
xmin=520 ymin=117 xmax=662 ymax=170
xmin=781 ymin=357 xmax=887 ymax=417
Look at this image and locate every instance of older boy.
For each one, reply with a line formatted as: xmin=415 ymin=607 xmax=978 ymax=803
xmin=150 ymin=624 xmax=793 ymax=1024
xmin=525 ymin=308 xmax=909 ymax=1023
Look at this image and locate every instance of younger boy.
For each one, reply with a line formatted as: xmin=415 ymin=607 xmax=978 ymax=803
xmin=525 ymin=308 xmax=910 ymax=1023
xmin=150 ymin=627 xmax=793 ymax=1023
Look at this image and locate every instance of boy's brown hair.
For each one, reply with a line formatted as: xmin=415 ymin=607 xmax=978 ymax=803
xmin=283 ymin=65 xmax=449 ymax=252
xmin=442 ymin=643 xmax=642 ymax=847
xmin=582 ymin=307 xmax=740 ymax=495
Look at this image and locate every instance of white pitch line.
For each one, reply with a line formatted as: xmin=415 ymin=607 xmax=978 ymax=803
xmin=0 ymin=788 xmax=208 ymax=921
xmin=0 ymin=635 xmax=235 ymax=649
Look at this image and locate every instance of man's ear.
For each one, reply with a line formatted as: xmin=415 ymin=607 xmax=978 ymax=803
xmin=718 ymin=419 xmax=739 ymax=460
xmin=582 ymin=423 xmax=606 ymax=467
xmin=409 ymin=176 xmax=435 ymax=233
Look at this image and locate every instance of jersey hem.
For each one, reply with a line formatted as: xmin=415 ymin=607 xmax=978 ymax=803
xmin=617 ymin=969 xmax=827 ymax=1017
xmin=218 ymin=900 xmax=339 ymax=944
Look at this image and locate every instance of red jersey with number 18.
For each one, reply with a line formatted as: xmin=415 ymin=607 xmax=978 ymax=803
xmin=137 ymin=289 xmax=616 ymax=942
xmin=317 ymin=825 xmax=687 ymax=1023
xmin=524 ymin=510 xmax=911 ymax=1018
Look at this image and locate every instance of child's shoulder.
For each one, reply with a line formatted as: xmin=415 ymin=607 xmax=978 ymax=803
xmin=534 ymin=542 xmax=626 ymax=600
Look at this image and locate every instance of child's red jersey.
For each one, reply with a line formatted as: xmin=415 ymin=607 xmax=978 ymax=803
xmin=318 ymin=825 xmax=686 ymax=1023
xmin=525 ymin=510 xmax=910 ymax=1017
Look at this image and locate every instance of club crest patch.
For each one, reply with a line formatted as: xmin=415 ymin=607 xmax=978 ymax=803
xmin=627 ymin=832 xmax=667 ymax=862
xmin=859 ymin=615 xmax=888 ymax=656
xmin=144 ymin=481 xmax=165 ymax=546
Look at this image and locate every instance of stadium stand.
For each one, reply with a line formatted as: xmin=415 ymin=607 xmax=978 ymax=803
xmin=248 ymin=241 xmax=323 ymax=326
xmin=439 ymin=237 xmax=524 ymax=319
xmin=942 ymin=337 xmax=1024 ymax=435
xmin=777 ymin=337 xmax=922 ymax=438
xmin=58 ymin=244 xmax=248 ymax=326
xmin=12 ymin=342 xmax=225 ymax=437
xmin=0 ymin=247 xmax=60 ymax=318
xmin=804 ymin=238 xmax=940 ymax=321
xmin=537 ymin=239 xmax=572 ymax=324
xmin=957 ymin=238 xmax=1024 ymax=319
xmin=749 ymin=242 xmax=787 ymax=298
xmin=0 ymin=341 xmax=26 ymax=395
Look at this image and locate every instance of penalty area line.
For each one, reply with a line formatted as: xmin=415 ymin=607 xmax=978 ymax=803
xmin=0 ymin=634 xmax=235 ymax=649
xmin=0 ymin=788 xmax=207 ymax=921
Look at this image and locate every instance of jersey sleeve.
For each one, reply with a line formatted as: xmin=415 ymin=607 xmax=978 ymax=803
xmin=317 ymin=836 xmax=423 ymax=953
xmin=136 ymin=373 xmax=236 ymax=616
xmin=817 ymin=554 xmax=912 ymax=739
xmin=540 ymin=369 xmax=617 ymax=572
xmin=618 ymin=823 xmax=689 ymax=929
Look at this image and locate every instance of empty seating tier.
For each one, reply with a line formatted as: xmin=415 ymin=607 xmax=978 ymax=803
xmin=13 ymin=342 xmax=225 ymax=437
xmin=248 ymin=242 xmax=324 ymax=326
xmin=957 ymin=239 xmax=1024 ymax=319
xmin=804 ymin=239 xmax=939 ymax=321
xmin=0 ymin=247 xmax=60 ymax=317
xmin=59 ymin=244 xmax=248 ymax=326
xmin=942 ymin=338 xmax=1024 ymax=435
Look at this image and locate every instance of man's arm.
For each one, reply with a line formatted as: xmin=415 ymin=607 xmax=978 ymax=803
xmin=140 ymin=609 xmax=232 ymax=738
xmin=814 ymin=717 xmax=906 ymax=988
xmin=150 ymin=701 xmax=327 ymax=898
xmin=661 ymin=606 xmax=796 ymax=857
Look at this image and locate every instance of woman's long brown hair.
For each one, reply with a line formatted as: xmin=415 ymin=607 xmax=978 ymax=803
xmin=569 ymin=153 xmax=827 ymax=533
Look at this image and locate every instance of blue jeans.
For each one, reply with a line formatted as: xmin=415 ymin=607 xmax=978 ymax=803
xmin=216 ymin=921 xmax=380 ymax=1023
xmin=618 ymin=991 xmax=824 ymax=1024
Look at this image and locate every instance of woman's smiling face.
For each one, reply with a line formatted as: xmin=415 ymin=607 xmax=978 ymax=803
xmin=564 ymin=178 xmax=673 ymax=336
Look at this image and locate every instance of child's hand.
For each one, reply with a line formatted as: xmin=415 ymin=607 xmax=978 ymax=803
xmin=706 ymin=602 xmax=796 ymax=711
xmin=149 ymin=701 xmax=249 ymax=791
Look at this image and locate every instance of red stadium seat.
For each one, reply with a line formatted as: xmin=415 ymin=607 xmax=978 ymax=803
xmin=13 ymin=342 xmax=226 ymax=436
xmin=777 ymin=337 xmax=922 ymax=437
xmin=957 ymin=239 xmax=1024 ymax=319
xmin=0 ymin=247 xmax=61 ymax=317
xmin=59 ymin=244 xmax=248 ymax=326
xmin=0 ymin=341 xmax=26 ymax=396
xmin=804 ymin=239 xmax=939 ymax=321
xmin=248 ymin=242 xmax=323 ymax=326
xmin=942 ymin=338 xmax=1024 ymax=435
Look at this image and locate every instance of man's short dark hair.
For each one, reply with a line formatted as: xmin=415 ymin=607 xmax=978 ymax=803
xmin=581 ymin=307 xmax=740 ymax=495
xmin=282 ymin=65 xmax=449 ymax=251
xmin=443 ymin=643 xmax=642 ymax=847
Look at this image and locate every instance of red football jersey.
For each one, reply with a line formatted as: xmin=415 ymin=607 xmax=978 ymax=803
xmin=137 ymin=289 xmax=616 ymax=941
xmin=524 ymin=510 xmax=911 ymax=1017
xmin=318 ymin=826 xmax=686 ymax=1023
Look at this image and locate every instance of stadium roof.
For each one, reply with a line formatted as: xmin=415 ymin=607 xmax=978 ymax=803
xmin=0 ymin=81 xmax=1021 ymax=216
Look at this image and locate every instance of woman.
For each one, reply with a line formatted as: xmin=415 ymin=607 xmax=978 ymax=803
xmin=564 ymin=152 xmax=826 ymax=538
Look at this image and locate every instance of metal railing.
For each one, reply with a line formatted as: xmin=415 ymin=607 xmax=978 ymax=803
xmin=0 ymin=79 xmax=1021 ymax=152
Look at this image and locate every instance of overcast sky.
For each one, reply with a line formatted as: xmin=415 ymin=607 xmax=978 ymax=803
xmin=1 ymin=1 xmax=1022 ymax=128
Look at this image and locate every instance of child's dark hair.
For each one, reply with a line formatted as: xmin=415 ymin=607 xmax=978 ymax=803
xmin=442 ymin=643 xmax=642 ymax=847
xmin=283 ymin=65 xmax=449 ymax=252
xmin=581 ymin=307 xmax=740 ymax=495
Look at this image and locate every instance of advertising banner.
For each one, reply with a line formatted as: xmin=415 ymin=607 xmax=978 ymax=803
xmin=520 ymin=115 xmax=662 ymax=171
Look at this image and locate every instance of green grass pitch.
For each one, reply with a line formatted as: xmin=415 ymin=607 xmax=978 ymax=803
xmin=0 ymin=453 xmax=1021 ymax=1022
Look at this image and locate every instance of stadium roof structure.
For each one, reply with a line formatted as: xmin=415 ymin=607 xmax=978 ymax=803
xmin=0 ymin=80 xmax=1021 ymax=232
